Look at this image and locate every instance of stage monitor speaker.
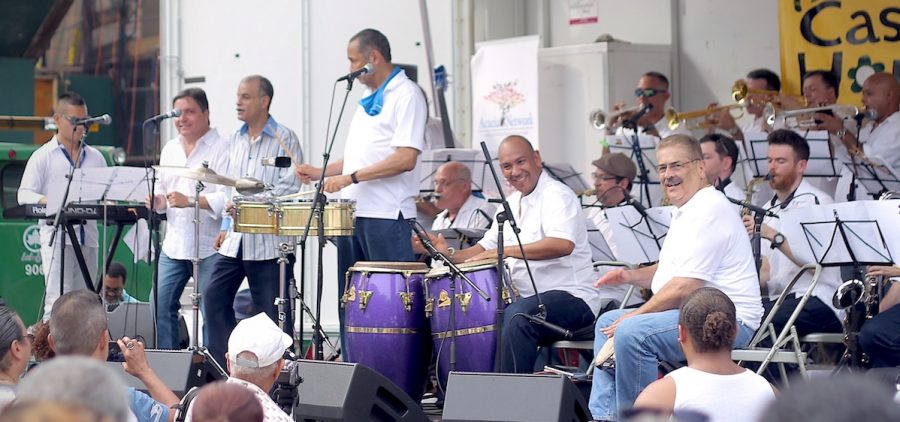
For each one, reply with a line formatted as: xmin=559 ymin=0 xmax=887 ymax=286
xmin=441 ymin=372 xmax=590 ymax=422
xmin=107 ymin=350 xmax=221 ymax=397
xmin=293 ymin=360 xmax=427 ymax=422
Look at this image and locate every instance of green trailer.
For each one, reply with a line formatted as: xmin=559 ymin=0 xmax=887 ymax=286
xmin=0 ymin=141 xmax=155 ymax=325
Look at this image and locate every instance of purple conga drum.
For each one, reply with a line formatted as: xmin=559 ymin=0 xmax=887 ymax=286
xmin=424 ymin=259 xmax=511 ymax=388
xmin=342 ymin=262 xmax=430 ymax=402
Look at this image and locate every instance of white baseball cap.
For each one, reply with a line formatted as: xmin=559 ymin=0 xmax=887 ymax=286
xmin=227 ymin=313 xmax=292 ymax=368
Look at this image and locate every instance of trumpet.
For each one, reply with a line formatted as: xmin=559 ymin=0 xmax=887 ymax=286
xmin=664 ymin=103 xmax=745 ymax=130
xmin=731 ymin=79 xmax=805 ymax=107
xmin=590 ymin=105 xmax=641 ymax=132
xmin=765 ymin=104 xmax=860 ymax=129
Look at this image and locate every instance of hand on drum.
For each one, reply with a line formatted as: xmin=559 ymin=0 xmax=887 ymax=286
xmin=595 ymin=268 xmax=628 ymax=288
xmin=467 ymin=248 xmax=498 ymax=263
xmin=295 ymin=164 xmax=322 ymax=184
xmin=411 ymin=233 xmax=427 ymax=255
xmin=323 ymin=175 xmax=353 ymax=193
xmin=166 ymin=191 xmax=190 ymax=208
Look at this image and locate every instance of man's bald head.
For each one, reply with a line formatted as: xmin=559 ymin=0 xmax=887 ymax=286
xmin=499 ymin=135 xmax=535 ymax=155
xmin=434 ymin=161 xmax=473 ymax=215
xmin=438 ymin=161 xmax=471 ymax=182
xmin=862 ymin=72 xmax=900 ymax=122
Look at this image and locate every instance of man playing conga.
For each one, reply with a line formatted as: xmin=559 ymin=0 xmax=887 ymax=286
xmin=419 ymin=135 xmax=601 ymax=373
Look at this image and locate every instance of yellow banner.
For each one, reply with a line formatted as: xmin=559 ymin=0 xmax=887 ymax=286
xmin=779 ymin=0 xmax=900 ymax=107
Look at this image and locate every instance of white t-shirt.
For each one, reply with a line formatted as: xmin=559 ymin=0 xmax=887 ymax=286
xmin=156 ymin=129 xmax=230 ymax=259
xmin=431 ymin=195 xmax=495 ymax=231
xmin=861 ymin=111 xmax=900 ymax=177
xmin=652 ymin=186 xmax=763 ymax=329
xmin=341 ymin=70 xmax=427 ymax=220
xmin=668 ymin=366 xmax=775 ymax=422
xmin=478 ymin=172 xmax=601 ymax=314
xmin=761 ymin=179 xmax=841 ymax=317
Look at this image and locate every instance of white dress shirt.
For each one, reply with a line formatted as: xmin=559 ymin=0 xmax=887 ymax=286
xmin=431 ymin=195 xmax=495 ymax=231
xmin=652 ymin=186 xmax=763 ymax=329
xmin=218 ymin=116 xmax=303 ymax=261
xmin=761 ymin=179 xmax=841 ymax=316
xmin=18 ymin=136 xmax=108 ymax=247
xmin=478 ymin=172 xmax=601 ymax=314
xmin=861 ymin=111 xmax=900 ymax=177
xmin=341 ymin=70 xmax=427 ymax=220
xmin=156 ymin=128 xmax=231 ymax=260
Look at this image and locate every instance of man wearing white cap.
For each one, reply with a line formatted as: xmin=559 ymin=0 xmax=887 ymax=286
xmin=213 ymin=313 xmax=293 ymax=422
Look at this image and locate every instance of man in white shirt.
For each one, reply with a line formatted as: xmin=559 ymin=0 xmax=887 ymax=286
xmin=295 ymin=28 xmax=426 ymax=343
xmin=17 ymin=92 xmax=109 ymax=319
xmin=589 ymin=135 xmax=762 ymax=421
xmin=429 ymin=161 xmax=494 ymax=231
xmin=206 ymin=75 xmax=304 ymax=366
xmin=421 ymin=136 xmax=601 ymax=373
xmin=742 ymin=129 xmax=842 ymax=338
xmin=149 ymin=88 xmax=230 ymax=350
xmin=585 ymin=153 xmax=643 ymax=308
xmin=699 ymin=133 xmax=743 ymax=201
xmin=185 ymin=313 xmax=293 ymax=422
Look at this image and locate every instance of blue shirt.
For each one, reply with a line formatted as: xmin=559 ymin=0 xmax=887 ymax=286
xmin=128 ymin=387 xmax=169 ymax=422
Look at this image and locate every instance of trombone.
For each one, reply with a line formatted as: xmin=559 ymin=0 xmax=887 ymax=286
xmin=765 ymin=104 xmax=860 ymax=129
xmin=731 ymin=79 xmax=805 ymax=107
xmin=664 ymin=103 xmax=745 ymax=130
xmin=590 ymin=105 xmax=641 ymax=132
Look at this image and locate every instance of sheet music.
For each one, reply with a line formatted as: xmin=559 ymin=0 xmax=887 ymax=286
xmin=604 ymin=205 xmax=673 ymax=264
xmin=608 ymin=134 xmax=661 ymax=207
xmin=584 ymin=217 xmax=616 ymax=262
xmin=779 ymin=200 xmax=899 ymax=266
xmin=842 ymin=155 xmax=900 ymax=195
xmin=419 ymin=148 xmax=504 ymax=198
xmin=747 ymin=130 xmax=839 ymax=178
xmin=542 ymin=162 xmax=591 ymax=195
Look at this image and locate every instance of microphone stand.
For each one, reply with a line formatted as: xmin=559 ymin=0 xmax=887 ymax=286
xmin=297 ymin=76 xmax=356 ymax=360
xmin=49 ymin=128 xmax=88 ymax=296
xmin=409 ymin=221 xmax=489 ymax=374
xmin=622 ymin=115 xmax=653 ymax=207
xmin=725 ymin=195 xmax=778 ymax=274
xmin=142 ymin=117 xmax=164 ymax=347
xmin=479 ymin=141 xmax=566 ymax=371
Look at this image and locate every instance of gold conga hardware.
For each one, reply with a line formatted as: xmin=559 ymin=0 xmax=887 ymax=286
xmin=501 ymin=287 xmax=511 ymax=304
xmin=358 ymin=290 xmax=372 ymax=310
xmin=456 ymin=292 xmax=472 ymax=313
xmin=400 ymin=292 xmax=414 ymax=312
xmin=425 ymin=298 xmax=434 ymax=318
xmin=438 ymin=290 xmax=451 ymax=308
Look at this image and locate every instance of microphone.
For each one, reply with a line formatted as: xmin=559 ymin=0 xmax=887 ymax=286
xmin=622 ymin=104 xmax=653 ymax=129
xmin=337 ymin=63 xmax=373 ymax=82
xmin=260 ymin=156 xmax=292 ymax=168
xmin=147 ymin=108 xmax=182 ymax=123
xmin=726 ymin=196 xmax=779 ymax=218
xmin=854 ymin=109 xmax=877 ymax=123
xmin=70 ymin=114 xmax=112 ymax=126
xmin=625 ymin=195 xmax=649 ymax=218
xmin=518 ymin=313 xmax=572 ymax=339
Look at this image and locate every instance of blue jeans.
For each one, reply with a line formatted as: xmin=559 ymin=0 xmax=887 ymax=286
xmin=588 ymin=308 xmax=755 ymax=420
xmin=859 ymin=301 xmax=900 ymax=368
xmin=203 ymin=248 xmax=294 ymax=367
xmin=336 ymin=215 xmax=416 ymax=347
xmin=152 ymin=252 xmax=215 ymax=349
xmin=501 ymin=290 xmax=594 ymax=373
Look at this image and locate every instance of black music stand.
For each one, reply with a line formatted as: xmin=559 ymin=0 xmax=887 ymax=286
xmin=747 ymin=131 xmax=841 ymax=180
xmin=603 ymin=205 xmax=671 ymax=265
xmin=541 ymin=163 xmax=591 ymax=196
xmin=608 ymin=134 xmax=659 ymax=208
xmin=841 ymin=156 xmax=900 ymax=199
xmin=419 ymin=148 xmax=493 ymax=196
xmin=584 ymin=217 xmax=616 ymax=262
xmin=799 ymin=209 xmax=893 ymax=368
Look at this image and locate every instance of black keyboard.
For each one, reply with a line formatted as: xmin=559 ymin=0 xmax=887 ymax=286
xmin=4 ymin=203 xmax=150 ymax=223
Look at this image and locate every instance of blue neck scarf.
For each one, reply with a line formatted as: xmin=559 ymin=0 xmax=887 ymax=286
xmin=359 ymin=66 xmax=402 ymax=116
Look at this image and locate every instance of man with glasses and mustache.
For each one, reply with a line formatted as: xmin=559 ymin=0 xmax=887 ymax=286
xmin=610 ymin=72 xmax=690 ymax=141
xmin=589 ymin=135 xmax=762 ymax=421
xmin=18 ymin=92 xmax=109 ymax=320
xmin=741 ymin=129 xmax=842 ymax=341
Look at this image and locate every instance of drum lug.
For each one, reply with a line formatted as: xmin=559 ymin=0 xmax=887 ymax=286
xmin=502 ymin=287 xmax=512 ymax=304
xmin=456 ymin=292 xmax=472 ymax=313
xmin=438 ymin=290 xmax=451 ymax=308
xmin=400 ymin=292 xmax=414 ymax=312
xmin=358 ymin=291 xmax=372 ymax=310
xmin=342 ymin=285 xmax=357 ymax=307
xmin=425 ymin=298 xmax=434 ymax=318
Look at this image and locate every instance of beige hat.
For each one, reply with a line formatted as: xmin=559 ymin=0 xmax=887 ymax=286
xmin=592 ymin=153 xmax=637 ymax=181
xmin=227 ymin=313 xmax=292 ymax=368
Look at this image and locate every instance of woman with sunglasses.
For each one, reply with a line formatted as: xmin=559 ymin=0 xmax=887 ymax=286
xmin=0 ymin=306 xmax=32 ymax=412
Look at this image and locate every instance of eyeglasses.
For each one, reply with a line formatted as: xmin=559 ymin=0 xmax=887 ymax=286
xmin=19 ymin=333 xmax=34 ymax=344
xmin=591 ymin=173 xmax=619 ymax=182
xmin=104 ymin=287 xmax=124 ymax=294
xmin=634 ymin=88 xmax=667 ymax=98
xmin=656 ymin=159 xmax=699 ymax=174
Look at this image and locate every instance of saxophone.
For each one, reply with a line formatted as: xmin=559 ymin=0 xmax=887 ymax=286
xmin=741 ymin=177 xmax=767 ymax=216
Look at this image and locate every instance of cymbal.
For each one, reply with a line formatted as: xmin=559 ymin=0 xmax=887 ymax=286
xmin=153 ymin=166 xmax=236 ymax=187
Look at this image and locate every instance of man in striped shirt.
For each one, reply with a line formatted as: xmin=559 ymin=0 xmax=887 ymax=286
xmin=204 ymin=75 xmax=303 ymax=367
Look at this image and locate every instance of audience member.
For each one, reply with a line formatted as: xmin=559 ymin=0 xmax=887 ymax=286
xmin=190 ymin=381 xmax=264 ymax=422
xmin=0 ymin=307 xmax=31 ymax=412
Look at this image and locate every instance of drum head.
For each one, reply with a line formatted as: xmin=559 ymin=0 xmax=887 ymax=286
xmin=425 ymin=258 xmax=499 ymax=279
xmin=348 ymin=261 xmax=430 ymax=274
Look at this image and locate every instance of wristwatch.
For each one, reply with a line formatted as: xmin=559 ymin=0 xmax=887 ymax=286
xmin=350 ymin=171 xmax=360 ymax=184
xmin=770 ymin=232 xmax=785 ymax=249
xmin=835 ymin=128 xmax=847 ymax=139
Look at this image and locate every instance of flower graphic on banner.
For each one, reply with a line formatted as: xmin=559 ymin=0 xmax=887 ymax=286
xmin=484 ymin=81 xmax=525 ymax=126
xmin=847 ymin=56 xmax=885 ymax=93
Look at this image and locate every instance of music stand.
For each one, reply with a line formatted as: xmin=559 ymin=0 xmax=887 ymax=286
xmin=419 ymin=148 xmax=497 ymax=196
xmin=542 ymin=162 xmax=591 ymax=196
xmin=841 ymin=156 xmax=900 ymax=198
xmin=608 ymin=134 xmax=660 ymax=207
xmin=584 ymin=217 xmax=616 ymax=262
xmin=747 ymin=131 xmax=841 ymax=179
xmin=745 ymin=132 xmax=769 ymax=179
xmin=603 ymin=205 xmax=672 ymax=265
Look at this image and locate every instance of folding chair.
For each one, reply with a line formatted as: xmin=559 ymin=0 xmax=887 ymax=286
xmin=731 ymin=263 xmax=823 ymax=384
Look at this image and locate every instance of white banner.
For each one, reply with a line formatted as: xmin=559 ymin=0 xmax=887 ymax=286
xmin=471 ymin=36 xmax=540 ymax=159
